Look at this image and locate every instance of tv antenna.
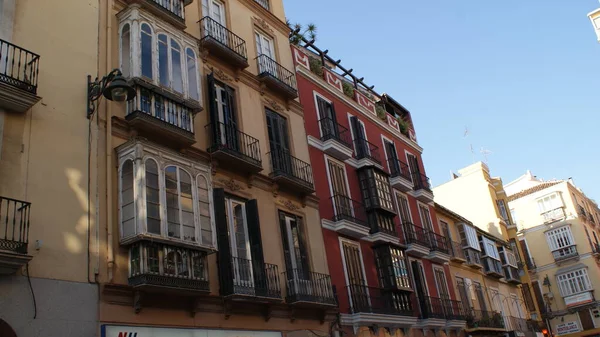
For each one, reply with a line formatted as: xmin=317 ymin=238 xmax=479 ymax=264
xmin=480 ymin=147 xmax=492 ymax=163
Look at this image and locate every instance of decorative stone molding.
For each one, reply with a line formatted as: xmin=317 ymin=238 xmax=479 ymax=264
xmin=264 ymin=97 xmax=285 ymax=112
xmin=209 ymin=66 xmax=233 ymax=83
xmin=254 ymin=17 xmax=274 ymax=34
xmin=218 ymin=178 xmax=244 ymax=192
xmin=279 ymin=198 xmax=301 ymax=212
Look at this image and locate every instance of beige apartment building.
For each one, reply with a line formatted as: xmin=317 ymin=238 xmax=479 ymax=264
xmin=432 ymin=162 xmax=543 ymax=336
xmin=505 ymin=172 xmax=600 ymax=337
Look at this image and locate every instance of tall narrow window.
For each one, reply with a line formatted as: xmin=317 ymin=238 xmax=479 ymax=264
xmin=197 ymin=175 xmax=212 ymax=245
xmin=145 ymin=159 xmax=161 ymax=235
xmin=280 ymin=212 xmax=310 ymax=279
xmin=165 ymin=166 xmax=195 ymax=242
xmin=186 ymin=48 xmax=199 ymax=101
xmin=497 ymin=199 xmax=509 ymax=222
xmin=433 ymin=267 xmax=450 ymax=299
xmin=141 ymin=23 xmax=153 ymax=79
xmin=158 ymin=34 xmax=169 ymax=87
xmin=121 ymin=24 xmax=131 ymax=77
xmin=171 ymin=40 xmax=183 ymax=93
xmin=419 ymin=204 xmax=433 ymax=231
xmin=121 ymin=160 xmax=135 ymax=238
xmin=396 ymin=192 xmax=411 ymax=223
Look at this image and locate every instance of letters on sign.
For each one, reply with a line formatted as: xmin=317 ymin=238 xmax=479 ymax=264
xmin=355 ymin=91 xmax=376 ymax=115
xmin=323 ymin=69 xmax=343 ymax=92
xmin=387 ymin=114 xmax=400 ymax=132
xmin=292 ymin=46 xmax=310 ymax=70
xmin=556 ymin=322 xmax=580 ymax=335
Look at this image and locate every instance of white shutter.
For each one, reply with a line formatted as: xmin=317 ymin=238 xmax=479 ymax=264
xmin=464 ymin=225 xmax=480 ymax=251
xmin=482 ymin=237 xmax=500 ymax=260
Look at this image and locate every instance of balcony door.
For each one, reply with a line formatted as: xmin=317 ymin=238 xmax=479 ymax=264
xmin=433 ymin=267 xmax=450 ymax=300
xmin=327 ymin=157 xmax=352 ymax=219
xmin=410 ymin=260 xmax=429 ymax=314
xmin=317 ymin=96 xmax=338 ymax=139
xmin=256 ymin=31 xmax=275 ymax=73
xmin=406 ymin=153 xmax=420 ymax=185
xmin=208 ymin=74 xmax=238 ymax=150
xmin=280 ymin=212 xmax=311 ymax=293
xmin=202 ymin=0 xmax=227 ymax=44
xmin=384 ymin=140 xmax=400 ymax=175
xmin=225 ymin=197 xmax=254 ymax=291
xmin=350 ymin=116 xmax=369 ymax=158
xmin=266 ymin=109 xmax=292 ymax=174
xmin=341 ymin=240 xmax=368 ymax=311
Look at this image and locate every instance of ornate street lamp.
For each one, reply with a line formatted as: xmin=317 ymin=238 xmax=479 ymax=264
xmin=87 ymin=68 xmax=135 ymax=118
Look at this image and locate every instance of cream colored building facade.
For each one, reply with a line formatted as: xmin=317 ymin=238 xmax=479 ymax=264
xmin=505 ymin=172 xmax=600 ymax=337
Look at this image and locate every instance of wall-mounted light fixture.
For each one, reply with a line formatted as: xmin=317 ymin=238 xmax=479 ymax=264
xmin=87 ymin=68 xmax=135 ymax=119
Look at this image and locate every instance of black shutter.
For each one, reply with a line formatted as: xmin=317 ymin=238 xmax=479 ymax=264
xmin=213 ymin=188 xmax=232 ymax=295
xmin=224 ymin=85 xmax=239 ymax=152
xmin=245 ymin=199 xmax=267 ymax=296
xmin=350 ymin=116 xmax=365 ymax=158
xmin=207 ymin=73 xmax=219 ymax=146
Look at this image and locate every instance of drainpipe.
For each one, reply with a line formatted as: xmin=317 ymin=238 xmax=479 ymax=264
xmin=105 ymin=0 xmax=115 ymax=283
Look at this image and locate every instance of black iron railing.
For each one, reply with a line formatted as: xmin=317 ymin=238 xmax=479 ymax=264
xmin=149 ymin=0 xmax=185 ymax=20
xmin=0 ymin=197 xmax=31 ymax=254
xmin=467 ymin=310 xmax=505 ymax=329
xmin=402 ymin=222 xmax=431 ymax=248
xmin=388 ymin=159 xmax=411 ymax=181
xmin=503 ymin=266 xmax=520 ymax=282
xmin=319 ymin=117 xmax=352 ymax=148
xmin=283 ymin=269 xmax=336 ymax=305
xmin=541 ymin=207 xmax=565 ymax=223
xmin=420 ymin=296 xmax=446 ymax=319
xmin=443 ymin=298 xmax=468 ymax=320
xmin=526 ymin=257 xmax=536 ymax=270
xmin=127 ymin=85 xmax=194 ymax=133
xmin=552 ymin=245 xmax=578 ymax=262
xmin=482 ymin=257 xmax=503 ymax=276
xmin=0 ymin=39 xmax=40 ymax=94
xmin=412 ymin=173 xmax=431 ymax=192
xmin=464 ymin=248 xmax=482 ymax=266
xmin=257 ymin=54 xmax=297 ymax=91
xmin=206 ymin=122 xmax=261 ymax=166
xmin=199 ymin=16 xmax=247 ymax=60
xmin=428 ymin=231 xmax=450 ymax=254
xmin=331 ymin=194 xmax=368 ymax=226
xmin=224 ymin=256 xmax=281 ymax=299
xmin=353 ymin=137 xmax=381 ymax=165
xmin=128 ymin=241 xmax=209 ymax=291
xmin=450 ymin=241 xmax=466 ymax=260
xmin=506 ymin=316 xmax=533 ymax=332
xmin=268 ymin=148 xmax=314 ymax=188
xmin=254 ymin=0 xmax=269 ymax=10
xmin=346 ymin=284 xmax=414 ymax=316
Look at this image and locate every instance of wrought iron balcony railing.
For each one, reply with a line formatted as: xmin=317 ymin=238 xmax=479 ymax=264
xmin=257 ymin=54 xmax=297 ymax=92
xmin=0 ymin=39 xmax=40 ymax=94
xmin=388 ymin=159 xmax=412 ymax=181
xmin=148 ymin=0 xmax=185 ymax=20
xmin=0 ymin=197 xmax=31 ymax=254
xmin=504 ymin=265 xmax=520 ymax=283
xmin=126 ymin=85 xmax=194 ymax=133
xmin=346 ymin=284 xmax=414 ymax=316
xmin=412 ymin=173 xmax=431 ymax=192
xmin=467 ymin=310 xmax=505 ymax=329
xmin=552 ymin=245 xmax=578 ymax=262
xmin=268 ymin=148 xmax=314 ymax=190
xmin=353 ymin=137 xmax=381 ymax=165
xmin=199 ymin=16 xmax=248 ymax=62
xmin=464 ymin=248 xmax=482 ymax=266
xmin=402 ymin=222 xmax=431 ymax=248
xmin=482 ymin=257 xmax=503 ymax=276
xmin=206 ymin=122 xmax=261 ymax=166
xmin=541 ymin=207 xmax=565 ymax=223
xmin=450 ymin=241 xmax=466 ymax=260
xmin=318 ymin=117 xmax=352 ymax=148
xmin=505 ymin=316 xmax=536 ymax=332
xmin=128 ymin=241 xmax=209 ymax=292
xmin=222 ymin=256 xmax=281 ymax=299
xmin=443 ymin=298 xmax=468 ymax=320
xmin=428 ymin=231 xmax=450 ymax=254
xmin=331 ymin=194 xmax=368 ymax=226
xmin=254 ymin=0 xmax=269 ymax=10
xmin=283 ymin=269 xmax=336 ymax=306
xmin=420 ymin=296 xmax=446 ymax=319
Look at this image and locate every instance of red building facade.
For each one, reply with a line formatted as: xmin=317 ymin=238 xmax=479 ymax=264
xmin=292 ymin=42 xmax=467 ymax=337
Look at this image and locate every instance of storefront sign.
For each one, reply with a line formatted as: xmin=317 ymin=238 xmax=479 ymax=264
xmin=102 ymin=325 xmax=283 ymax=337
xmin=556 ymin=321 xmax=580 ymax=335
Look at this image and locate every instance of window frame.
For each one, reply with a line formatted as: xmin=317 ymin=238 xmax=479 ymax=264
xmin=255 ymin=29 xmax=275 ymax=59
xmin=557 ymin=268 xmax=592 ymax=297
xmin=481 ymin=237 xmax=500 ymax=260
xmin=546 ymin=226 xmax=575 ymax=252
xmin=357 ymin=167 xmax=394 ymax=212
xmin=373 ymin=244 xmax=412 ymax=291
xmin=394 ymin=191 xmax=413 ymax=224
xmin=536 ymin=192 xmax=563 ymax=213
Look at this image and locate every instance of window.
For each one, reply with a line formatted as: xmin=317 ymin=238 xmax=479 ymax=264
xmin=440 ymin=220 xmax=451 ymax=240
xmin=383 ymin=139 xmax=400 ymax=175
xmin=202 ymin=0 xmax=225 ymax=25
xmin=433 ymin=267 xmax=450 ymax=299
xmin=341 ymin=239 xmax=367 ymax=286
xmin=537 ymin=193 xmax=562 ymax=213
xmin=129 ymin=242 xmax=208 ymax=281
xmin=456 ymin=277 xmax=471 ymax=309
xmin=459 ymin=223 xmax=480 ymax=250
xmin=395 ymin=192 xmax=412 ymax=224
xmin=501 ymin=247 xmax=518 ymax=267
xmin=419 ymin=204 xmax=434 ymax=232
xmin=481 ymin=237 xmax=500 ymax=260
xmin=121 ymin=160 xmax=135 ymax=238
xmin=510 ymin=208 xmax=518 ymax=225
xmin=158 ymin=34 xmax=169 ymax=87
xmin=145 ymin=159 xmax=161 ymax=235
xmin=207 ymin=74 xmax=238 ymax=148
xmin=473 ymin=281 xmax=488 ymax=311
xmin=141 ymin=23 xmax=153 ymax=79
xmin=557 ymin=268 xmax=592 ymax=297
xmin=280 ymin=212 xmax=310 ymax=279
xmin=349 ymin=116 xmax=370 ymax=159
xmin=316 ymin=96 xmax=338 ymax=139
xmin=496 ymin=199 xmax=509 ymax=222
xmin=186 ymin=48 xmax=199 ymax=101
xmin=197 ymin=175 xmax=212 ymax=244
xmin=357 ymin=168 xmax=394 ymax=211
xmin=255 ymin=30 xmax=275 ymax=59
xmin=165 ymin=166 xmax=195 ymax=241
xmin=546 ymin=226 xmax=575 ymax=252
xmin=120 ymin=24 xmax=131 ymax=77
xmin=171 ymin=40 xmax=183 ymax=93
xmin=374 ymin=245 xmax=411 ymax=290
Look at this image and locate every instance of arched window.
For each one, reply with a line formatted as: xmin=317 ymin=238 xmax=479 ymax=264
xmin=197 ymin=174 xmax=212 ymax=246
xmin=158 ymin=34 xmax=169 ymax=87
xmin=121 ymin=160 xmax=135 ymax=238
xmin=170 ymin=40 xmax=183 ymax=93
xmin=145 ymin=159 xmax=161 ymax=235
xmin=165 ymin=166 xmax=195 ymax=242
xmin=186 ymin=48 xmax=199 ymax=101
xmin=120 ymin=24 xmax=131 ymax=77
xmin=141 ymin=23 xmax=153 ymax=79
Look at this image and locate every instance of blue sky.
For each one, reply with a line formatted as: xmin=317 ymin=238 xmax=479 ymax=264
xmin=285 ymin=0 xmax=600 ymax=200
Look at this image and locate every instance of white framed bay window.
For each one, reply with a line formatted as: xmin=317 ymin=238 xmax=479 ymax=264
xmin=118 ymin=140 xmax=215 ymax=249
xmin=557 ymin=268 xmax=592 ymax=297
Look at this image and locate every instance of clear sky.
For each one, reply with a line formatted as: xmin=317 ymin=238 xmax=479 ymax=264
xmin=285 ymin=0 xmax=600 ymax=200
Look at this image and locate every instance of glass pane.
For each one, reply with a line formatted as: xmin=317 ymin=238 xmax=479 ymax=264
xmin=158 ymin=35 xmax=169 ymax=87
xmin=121 ymin=24 xmax=130 ymax=77
xmin=233 ymin=203 xmax=247 ymax=259
xmin=147 ymin=218 xmax=161 ymax=235
xmin=186 ymin=48 xmax=199 ymax=101
xmin=171 ymin=40 xmax=183 ymax=93
xmin=141 ymin=24 xmax=153 ymax=79
xmin=145 ymin=160 xmax=160 ymax=234
xmin=147 ymin=245 xmax=159 ymax=273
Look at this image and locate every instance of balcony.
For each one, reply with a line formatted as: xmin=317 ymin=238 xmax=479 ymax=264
xmin=0 ymin=197 xmax=32 ymax=275
xmin=125 ymin=0 xmax=189 ymax=28
xmin=316 ymin=117 xmax=353 ymax=160
xmin=427 ymin=231 xmax=450 ymax=263
xmin=403 ymin=222 xmax=431 ymax=257
xmin=505 ymin=316 xmax=537 ymax=334
xmin=388 ymin=159 xmax=413 ymax=192
xmin=443 ymin=299 xmax=468 ymax=321
xmin=466 ymin=310 xmax=505 ymax=330
xmin=128 ymin=241 xmax=210 ymax=294
xmin=257 ymin=54 xmax=298 ymax=99
xmin=346 ymin=284 xmax=417 ymax=327
xmin=206 ymin=122 xmax=262 ymax=173
xmin=564 ymin=290 xmax=594 ymax=308
xmin=482 ymin=257 xmax=504 ymax=278
xmin=268 ymin=148 xmax=314 ymax=194
xmin=283 ymin=269 xmax=336 ymax=307
xmin=541 ymin=207 xmax=566 ymax=223
xmin=464 ymin=248 xmax=483 ymax=269
xmin=419 ymin=296 xmax=446 ymax=320
xmin=199 ymin=17 xmax=248 ymax=69
xmin=552 ymin=245 xmax=579 ymax=264
xmin=503 ymin=266 xmax=521 ymax=284
xmin=0 ymin=39 xmax=41 ymax=113
xmin=125 ymin=83 xmax=200 ymax=147
xmin=221 ymin=256 xmax=281 ymax=300
xmin=450 ymin=241 xmax=466 ymax=263
xmin=353 ymin=138 xmax=382 ymax=169
xmin=410 ymin=173 xmax=433 ymax=203
xmin=254 ymin=0 xmax=269 ymax=10
xmin=323 ymin=195 xmax=369 ymax=239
